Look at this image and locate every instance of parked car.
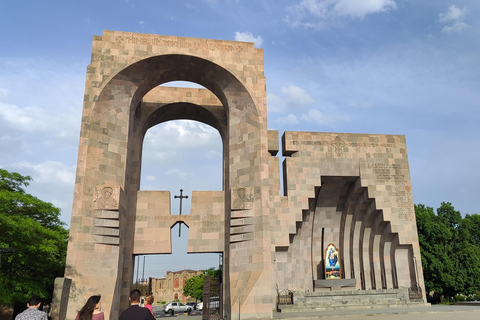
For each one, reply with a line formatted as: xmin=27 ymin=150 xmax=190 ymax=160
xmin=186 ymin=302 xmax=197 ymax=310
xmin=163 ymin=302 xmax=193 ymax=315
xmin=210 ymin=296 xmax=220 ymax=309
xmin=196 ymin=297 xmax=219 ymax=311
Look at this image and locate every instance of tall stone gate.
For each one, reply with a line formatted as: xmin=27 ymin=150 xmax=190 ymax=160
xmin=53 ymin=31 xmax=425 ymax=320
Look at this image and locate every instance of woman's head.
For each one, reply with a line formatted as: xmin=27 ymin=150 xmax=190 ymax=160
xmin=145 ymin=295 xmax=154 ymax=305
xmin=78 ymin=295 xmax=101 ymax=320
xmin=85 ymin=295 xmax=101 ymax=312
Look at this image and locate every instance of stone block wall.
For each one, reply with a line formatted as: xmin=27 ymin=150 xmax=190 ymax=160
xmin=58 ymin=31 xmax=425 ymax=320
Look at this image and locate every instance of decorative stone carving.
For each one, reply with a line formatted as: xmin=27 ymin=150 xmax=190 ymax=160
xmin=231 ymin=187 xmax=254 ymax=210
xmin=93 ymin=185 xmax=119 ymax=210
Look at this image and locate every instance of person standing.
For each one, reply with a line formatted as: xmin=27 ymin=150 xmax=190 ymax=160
xmin=15 ymin=296 xmax=48 ymax=320
xmin=75 ymin=295 xmax=104 ymax=320
xmin=119 ymin=289 xmax=155 ymax=320
xmin=143 ymin=295 xmax=154 ymax=316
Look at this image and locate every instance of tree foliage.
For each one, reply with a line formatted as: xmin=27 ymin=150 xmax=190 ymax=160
xmin=0 ymin=169 xmax=69 ymax=305
xmin=183 ymin=268 xmax=222 ymax=301
xmin=183 ymin=273 xmax=205 ymax=301
xmin=415 ymin=202 xmax=480 ymax=298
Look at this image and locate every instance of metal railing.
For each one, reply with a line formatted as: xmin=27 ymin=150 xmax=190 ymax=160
xmin=276 ymin=287 xmax=293 ymax=312
xmin=202 ymin=275 xmax=222 ymax=320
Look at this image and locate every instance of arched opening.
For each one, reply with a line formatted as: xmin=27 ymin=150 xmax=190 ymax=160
xmin=78 ymin=48 xmax=262 ymax=317
xmin=133 ymin=82 xmax=223 ymax=303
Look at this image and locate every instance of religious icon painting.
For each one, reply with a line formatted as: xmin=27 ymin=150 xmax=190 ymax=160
xmin=325 ymin=243 xmax=341 ymax=279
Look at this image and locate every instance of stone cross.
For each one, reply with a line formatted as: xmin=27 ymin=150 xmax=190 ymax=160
xmin=174 ymin=189 xmax=188 ymax=237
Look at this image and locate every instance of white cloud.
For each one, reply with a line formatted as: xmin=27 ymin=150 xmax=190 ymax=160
xmin=146 ymin=175 xmax=156 ymax=181
xmin=301 ymin=108 xmax=349 ymax=126
xmin=286 ymin=0 xmax=397 ymax=28
xmin=141 ymin=120 xmax=222 ymax=170
xmin=145 ymin=149 xmax=178 ymax=166
xmin=332 ymin=0 xmax=397 ymax=18
xmin=166 ymin=168 xmax=190 ymax=180
xmin=439 ymin=5 xmax=466 ymax=23
xmin=27 ymin=161 xmax=75 ymax=185
xmin=144 ymin=120 xmax=220 ymax=151
xmin=0 ymin=103 xmax=50 ymax=132
xmin=0 ymin=102 xmax=80 ymax=143
xmin=6 ymin=160 xmax=76 ymax=224
xmin=442 ymin=22 xmax=468 ymax=33
xmin=234 ymin=32 xmax=264 ymax=48
xmin=274 ymin=114 xmax=299 ymax=125
xmin=267 ymin=85 xmax=314 ymax=113
xmin=438 ymin=5 xmax=468 ymax=33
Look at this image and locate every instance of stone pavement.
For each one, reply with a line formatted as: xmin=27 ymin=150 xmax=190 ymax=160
xmin=273 ymin=303 xmax=480 ymax=320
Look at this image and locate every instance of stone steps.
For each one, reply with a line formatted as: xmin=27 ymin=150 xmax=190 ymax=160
xmin=279 ymin=303 xmax=423 ymax=313
xmin=278 ymin=289 xmax=427 ymax=313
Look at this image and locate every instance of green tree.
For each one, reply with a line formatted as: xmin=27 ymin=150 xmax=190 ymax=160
xmin=416 ymin=202 xmax=480 ymax=298
xmin=456 ymin=214 xmax=480 ymax=294
xmin=183 ymin=268 xmax=222 ymax=301
xmin=183 ymin=273 xmax=205 ymax=301
xmin=0 ymin=169 xmax=69 ymax=305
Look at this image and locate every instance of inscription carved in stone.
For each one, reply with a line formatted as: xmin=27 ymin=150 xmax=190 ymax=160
xmin=115 ymin=36 xmax=247 ymax=52
xmin=370 ymin=163 xmax=406 ymax=183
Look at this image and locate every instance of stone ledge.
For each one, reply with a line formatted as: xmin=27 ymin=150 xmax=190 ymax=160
xmin=93 ymin=235 xmax=120 ymax=245
xmin=315 ymin=279 xmax=356 ymax=289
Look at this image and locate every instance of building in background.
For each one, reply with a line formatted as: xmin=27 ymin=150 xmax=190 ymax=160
xmin=150 ymin=269 xmax=203 ymax=303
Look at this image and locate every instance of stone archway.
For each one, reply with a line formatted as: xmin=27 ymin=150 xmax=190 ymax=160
xmin=59 ymin=31 xmax=271 ymax=320
xmin=53 ymin=31 xmax=426 ymax=320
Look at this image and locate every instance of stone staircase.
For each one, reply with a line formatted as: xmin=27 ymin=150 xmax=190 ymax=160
xmin=278 ymin=288 xmax=427 ymax=312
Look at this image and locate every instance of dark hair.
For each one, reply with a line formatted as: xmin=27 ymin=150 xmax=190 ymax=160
xmin=28 ymin=296 xmax=42 ymax=307
xmin=129 ymin=289 xmax=141 ymax=303
xmin=77 ymin=295 xmax=101 ymax=320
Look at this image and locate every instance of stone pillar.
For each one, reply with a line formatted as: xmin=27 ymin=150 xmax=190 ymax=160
xmin=50 ymin=278 xmax=72 ymax=320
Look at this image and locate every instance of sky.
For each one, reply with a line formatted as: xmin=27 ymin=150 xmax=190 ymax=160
xmin=1 ymin=0 xmax=479 ymax=279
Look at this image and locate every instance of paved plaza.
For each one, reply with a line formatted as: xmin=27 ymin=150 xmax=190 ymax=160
xmin=273 ymin=304 xmax=480 ymax=320
xmin=150 ymin=304 xmax=480 ymax=320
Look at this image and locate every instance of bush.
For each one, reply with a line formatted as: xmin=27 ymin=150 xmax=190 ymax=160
xmin=467 ymin=294 xmax=480 ymax=301
xmin=453 ymin=294 xmax=466 ymax=302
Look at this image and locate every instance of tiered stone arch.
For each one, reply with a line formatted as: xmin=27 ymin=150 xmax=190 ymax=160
xmin=273 ymin=132 xmax=425 ymax=299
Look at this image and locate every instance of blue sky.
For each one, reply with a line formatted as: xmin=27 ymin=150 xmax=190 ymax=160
xmin=1 ymin=0 xmax=479 ymax=278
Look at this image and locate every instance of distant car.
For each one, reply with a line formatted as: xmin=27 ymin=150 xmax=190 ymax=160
xmin=210 ymin=297 xmax=220 ymax=309
xmin=163 ymin=302 xmax=193 ymax=315
xmin=186 ymin=302 xmax=197 ymax=310
xmin=196 ymin=297 xmax=219 ymax=311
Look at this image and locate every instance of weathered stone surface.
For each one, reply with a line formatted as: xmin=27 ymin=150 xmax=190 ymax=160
xmin=57 ymin=31 xmax=425 ymax=320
